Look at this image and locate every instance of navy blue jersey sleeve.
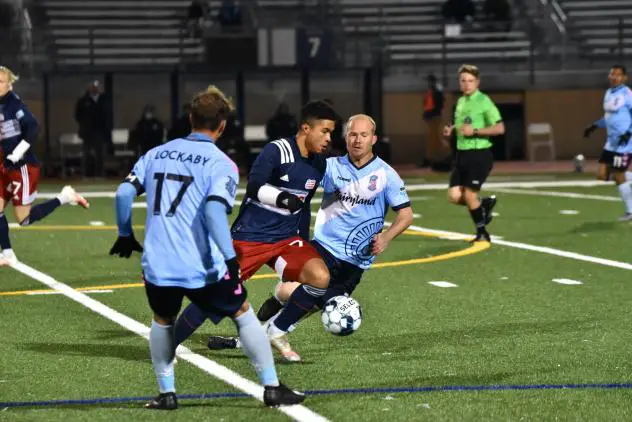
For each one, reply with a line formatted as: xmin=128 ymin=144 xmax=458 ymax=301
xmin=15 ymin=102 xmax=38 ymax=144
xmin=245 ymin=141 xmax=282 ymax=199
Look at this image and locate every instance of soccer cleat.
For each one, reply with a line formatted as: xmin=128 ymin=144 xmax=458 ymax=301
xmin=0 ymin=249 xmax=18 ymax=267
xmin=618 ymin=212 xmax=632 ymax=222
xmin=59 ymin=185 xmax=90 ymax=209
xmin=263 ymin=383 xmax=306 ymax=407
xmin=482 ymin=196 xmax=497 ymax=225
xmin=207 ymin=335 xmax=241 ymax=350
xmin=471 ymin=231 xmax=491 ymax=243
xmin=265 ymin=321 xmax=301 ymax=362
xmin=144 ymin=392 xmax=178 ymax=410
xmin=257 ymin=296 xmax=284 ymax=322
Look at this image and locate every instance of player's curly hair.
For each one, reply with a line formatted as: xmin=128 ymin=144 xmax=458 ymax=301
xmin=0 ymin=66 xmax=19 ymax=85
xmin=190 ymin=85 xmax=235 ymax=131
xmin=458 ymin=64 xmax=480 ymax=79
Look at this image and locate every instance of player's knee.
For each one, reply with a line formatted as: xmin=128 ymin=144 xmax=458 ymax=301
xmin=300 ymin=260 xmax=330 ymax=289
xmin=276 ymin=281 xmax=300 ymax=303
xmin=153 ymin=315 xmax=175 ymax=325
xmin=447 ymin=189 xmax=462 ymax=204
xmin=233 ymin=301 xmax=251 ymax=318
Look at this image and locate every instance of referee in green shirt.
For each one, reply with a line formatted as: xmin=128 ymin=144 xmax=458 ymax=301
xmin=443 ymin=65 xmax=505 ymax=242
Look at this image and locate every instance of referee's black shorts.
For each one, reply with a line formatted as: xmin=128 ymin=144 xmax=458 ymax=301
xmin=449 ymin=149 xmax=494 ymax=191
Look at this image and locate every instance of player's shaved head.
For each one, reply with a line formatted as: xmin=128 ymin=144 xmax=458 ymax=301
xmin=190 ymin=85 xmax=234 ymax=132
xmin=346 ymin=114 xmax=376 ymax=135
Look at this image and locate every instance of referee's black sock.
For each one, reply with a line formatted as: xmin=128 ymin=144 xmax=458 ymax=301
xmin=469 ymin=206 xmax=487 ymax=234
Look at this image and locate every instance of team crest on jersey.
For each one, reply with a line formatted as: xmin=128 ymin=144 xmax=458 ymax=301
xmin=368 ymin=175 xmax=378 ymax=191
xmin=305 ymin=179 xmax=316 ymax=189
xmin=225 ymin=176 xmax=238 ymax=197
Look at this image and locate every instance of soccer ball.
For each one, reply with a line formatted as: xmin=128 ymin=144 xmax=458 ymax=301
xmin=321 ymin=295 xmax=362 ymax=336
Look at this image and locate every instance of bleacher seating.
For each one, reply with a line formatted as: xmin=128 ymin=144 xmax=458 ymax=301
xmin=561 ymin=0 xmax=632 ymax=57
xmin=256 ymin=0 xmax=533 ymax=64
xmin=41 ymin=0 xmax=215 ymax=66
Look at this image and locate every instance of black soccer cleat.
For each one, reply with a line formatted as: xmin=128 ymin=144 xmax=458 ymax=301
xmin=482 ymin=195 xmax=497 ymax=225
xmin=257 ymin=296 xmax=284 ymax=322
xmin=207 ymin=335 xmax=240 ymax=350
xmin=471 ymin=231 xmax=491 ymax=243
xmin=144 ymin=392 xmax=178 ymax=410
xmin=264 ymin=383 xmax=306 ymax=407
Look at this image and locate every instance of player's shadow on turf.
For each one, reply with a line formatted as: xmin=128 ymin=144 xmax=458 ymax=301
xmin=570 ymin=221 xmax=617 ymax=233
xmin=23 ymin=342 xmax=149 ymax=362
xmin=92 ymin=329 xmax=140 ymax=340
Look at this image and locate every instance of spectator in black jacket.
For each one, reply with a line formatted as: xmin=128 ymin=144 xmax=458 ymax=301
xmin=74 ymin=80 xmax=112 ymax=178
xmin=129 ymin=106 xmax=164 ymax=156
xmin=167 ymin=103 xmax=192 ymax=140
xmin=422 ymin=74 xmax=446 ymax=168
xmin=442 ymin=0 xmax=475 ymax=24
xmin=265 ymin=102 xmax=298 ymax=142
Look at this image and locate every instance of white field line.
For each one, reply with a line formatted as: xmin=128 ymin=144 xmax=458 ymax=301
xmin=489 ymin=188 xmax=620 ymax=201
xmin=8 ymin=261 xmax=328 ymax=422
xmin=401 ymin=224 xmax=632 ymax=271
xmin=37 ymin=179 xmax=613 ymax=200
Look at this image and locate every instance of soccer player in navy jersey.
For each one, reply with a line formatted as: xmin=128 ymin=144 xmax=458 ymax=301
xmin=208 ymin=114 xmax=413 ymax=356
xmin=0 ymin=66 xmax=89 ymax=267
xmin=110 ymin=86 xmax=304 ymax=409
xmin=173 ymin=100 xmax=338 ymax=362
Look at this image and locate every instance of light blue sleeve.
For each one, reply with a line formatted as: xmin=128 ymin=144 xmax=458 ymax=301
xmin=204 ymin=200 xmax=236 ymax=260
xmin=320 ymin=158 xmax=335 ymax=193
xmin=206 ymin=158 xmax=239 ymax=214
xmin=385 ymin=168 xmax=410 ymax=211
xmin=595 ymin=118 xmax=606 ymax=129
xmin=115 ymin=182 xmax=137 ymax=236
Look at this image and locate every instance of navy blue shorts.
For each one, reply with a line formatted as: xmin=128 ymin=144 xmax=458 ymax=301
xmin=311 ymin=240 xmax=364 ymax=304
xmin=144 ymin=278 xmax=247 ymax=323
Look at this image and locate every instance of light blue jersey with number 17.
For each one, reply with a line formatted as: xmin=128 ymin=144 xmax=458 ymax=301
xmin=129 ymin=133 xmax=239 ymax=288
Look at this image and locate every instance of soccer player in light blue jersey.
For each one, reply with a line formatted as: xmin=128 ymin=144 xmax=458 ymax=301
xmin=110 ymin=86 xmax=304 ymax=409
xmin=208 ymin=114 xmax=414 ymax=357
xmin=584 ymin=65 xmax=632 ymax=221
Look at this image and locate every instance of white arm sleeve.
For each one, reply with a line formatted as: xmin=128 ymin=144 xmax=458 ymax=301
xmin=257 ymin=184 xmax=282 ymax=206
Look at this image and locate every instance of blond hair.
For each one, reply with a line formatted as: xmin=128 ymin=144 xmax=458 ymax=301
xmin=190 ymin=85 xmax=235 ymax=131
xmin=0 ymin=66 xmax=19 ymax=85
xmin=345 ymin=114 xmax=377 ymax=135
xmin=458 ymin=64 xmax=480 ymax=79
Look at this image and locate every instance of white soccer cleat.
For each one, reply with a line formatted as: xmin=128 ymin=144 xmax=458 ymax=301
xmin=59 ymin=185 xmax=90 ymax=209
xmin=264 ymin=320 xmax=301 ymax=363
xmin=0 ymin=249 xmax=18 ymax=267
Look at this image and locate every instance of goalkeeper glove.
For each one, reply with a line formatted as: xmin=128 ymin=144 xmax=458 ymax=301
xmin=109 ymin=233 xmax=143 ymax=258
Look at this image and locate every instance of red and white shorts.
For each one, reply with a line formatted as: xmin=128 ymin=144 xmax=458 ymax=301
xmin=1 ymin=163 xmax=40 ymax=206
xmin=233 ymin=236 xmax=322 ymax=282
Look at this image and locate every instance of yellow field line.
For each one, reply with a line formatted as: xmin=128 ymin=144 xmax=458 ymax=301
xmin=0 ymin=233 xmax=488 ymax=297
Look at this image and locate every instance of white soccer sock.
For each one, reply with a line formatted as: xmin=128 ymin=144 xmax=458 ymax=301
xmin=626 ymin=171 xmax=632 ymax=182
xmin=617 ymin=182 xmax=632 ymax=214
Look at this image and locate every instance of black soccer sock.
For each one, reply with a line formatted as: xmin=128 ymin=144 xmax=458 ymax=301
xmin=174 ymin=303 xmax=207 ymax=345
xmin=0 ymin=212 xmax=11 ymax=250
xmin=19 ymin=199 xmax=61 ymax=226
xmin=273 ymin=284 xmax=326 ymax=332
xmin=469 ymin=206 xmax=487 ymax=234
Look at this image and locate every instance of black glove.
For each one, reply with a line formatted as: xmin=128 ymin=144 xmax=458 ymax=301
xmin=583 ymin=124 xmax=597 ymax=138
xmin=109 ymin=233 xmax=143 ymax=258
xmin=619 ymin=132 xmax=632 ymax=146
xmin=276 ymin=191 xmax=303 ymax=213
xmin=224 ymin=257 xmax=243 ymax=292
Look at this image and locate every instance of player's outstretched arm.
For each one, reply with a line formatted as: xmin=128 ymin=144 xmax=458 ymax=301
xmin=584 ymin=118 xmax=606 ymax=138
xmin=371 ymin=206 xmax=414 ymax=256
xmin=110 ymin=182 xmax=143 ymax=258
